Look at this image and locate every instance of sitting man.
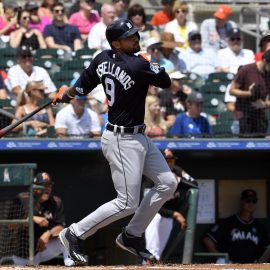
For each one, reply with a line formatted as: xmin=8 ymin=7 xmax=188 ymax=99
xmin=44 ymin=2 xmax=82 ymax=53
xmin=168 ymin=90 xmax=212 ymax=138
xmin=8 ymin=172 xmax=74 ymax=266
xmin=54 ymin=94 xmax=101 ymax=138
xmin=5 ymin=46 xmax=57 ymax=100
xmin=203 ymin=189 xmax=269 ymax=264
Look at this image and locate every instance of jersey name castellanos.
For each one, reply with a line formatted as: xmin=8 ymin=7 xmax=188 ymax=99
xmin=96 ymin=61 xmax=135 ymax=90
xmin=75 ymin=50 xmax=171 ymax=127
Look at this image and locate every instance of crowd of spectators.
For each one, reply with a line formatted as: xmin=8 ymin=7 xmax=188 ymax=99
xmin=0 ymin=0 xmax=269 ymax=138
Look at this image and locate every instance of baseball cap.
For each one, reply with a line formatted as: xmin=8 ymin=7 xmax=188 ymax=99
xmin=169 ymin=70 xmax=186 ymax=80
xmin=33 ymin=172 xmax=53 ymax=185
xmin=161 ymin=0 xmax=175 ymax=5
xmin=240 ymin=189 xmax=257 ymax=201
xmin=16 ymin=46 xmax=33 ymax=58
xmin=188 ymin=31 xmax=201 ymax=41
xmin=160 ymin=32 xmax=182 ymax=49
xmin=186 ymin=91 xmax=204 ymax=103
xmin=259 ymin=31 xmax=270 ymax=47
xmin=25 ymin=1 xmax=39 ymax=11
xmin=262 ymin=49 xmax=270 ymax=63
xmin=3 ymin=0 xmax=19 ymax=10
xmin=146 ymin=37 xmax=162 ymax=51
xmin=228 ymin=28 xmax=241 ymax=39
xmin=214 ymin=4 xmax=232 ymax=20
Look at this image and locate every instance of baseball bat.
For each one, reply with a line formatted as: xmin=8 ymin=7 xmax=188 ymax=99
xmin=0 ymin=100 xmax=52 ymax=138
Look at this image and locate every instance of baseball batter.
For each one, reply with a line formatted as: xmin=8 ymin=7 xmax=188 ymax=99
xmin=53 ymin=19 xmax=177 ymax=264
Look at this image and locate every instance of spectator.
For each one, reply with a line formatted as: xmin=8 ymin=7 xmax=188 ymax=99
xmin=146 ymin=37 xmax=175 ymax=74
xmin=25 ymin=1 xmax=52 ymax=33
xmin=0 ymin=73 xmax=7 ymax=99
xmin=5 ymin=46 xmax=57 ymax=100
xmin=38 ymin=0 xmax=59 ymax=20
xmin=69 ymin=0 xmax=100 ymax=43
xmin=203 ymin=189 xmax=269 ymax=264
xmin=144 ymin=148 xmax=198 ymax=262
xmin=200 ymin=4 xmax=237 ymax=52
xmin=229 ymin=50 xmax=270 ymax=138
xmin=44 ymin=2 xmax=82 ymax=53
xmin=9 ymin=172 xmax=74 ymax=266
xmin=12 ymin=81 xmax=55 ymax=137
xmin=218 ymin=28 xmax=254 ymax=74
xmin=255 ymin=31 xmax=270 ymax=62
xmin=180 ymin=31 xmax=222 ymax=78
xmin=150 ymin=0 xmax=175 ymax=31
xmin=9 ymin=9 xmax=46 ymax=51
xmin=0 ymin=0 xmax=18 ymax=38
xmin=112 ymin=0 xmax=128 ymax=20
xmin=168 ymin=90 xmax=212 ymax=137
xmin=164 ymin=1 xmax=198 ymax=49
xmin=159 ymin=70 xmax=191 ymax=128
xmin=55 ymin=95 xmax=101 ymax=138
xmin=160 ymin=32 xmax=186 ymax=72
xmin=88 ymin=3 xmax=116 ymax=51
xmin=128 ymin=4 xmax=159 ymax=52
xmin=144 ymin=95 xmax=168 ymax=138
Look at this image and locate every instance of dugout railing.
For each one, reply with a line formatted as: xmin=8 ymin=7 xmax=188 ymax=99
xmin=0 ymin=163 xmax=36 ymax=265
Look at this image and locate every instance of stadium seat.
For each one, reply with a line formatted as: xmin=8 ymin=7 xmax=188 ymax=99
xmin=212 ymin=111 xmax=234 ymax=136
xmin=200 ymin=82 xmax=228 ymax=96
xmin=182 ymin=72 xmax=205 ymax=91
xmin=61 ymin=59 xmax=91 ymax=72
xmin=33 ymin=59 xmax=60 ymax=76
xmin=0 ymin=48 xmax=17 ymax=59
xmin=203 ymin=94 xmax=227 ymax=115
xmin=0 ymin=58 xmax=15 ymax=71
xmin=53 ymin=70 xmax=80 ymax=88
xmin=35 ymin=48 xmax=65 ymax=59
xmin=206 ymin=72 xmax=234 ymax=84
xmin=75 ymin=48 xmax=97 ymax=59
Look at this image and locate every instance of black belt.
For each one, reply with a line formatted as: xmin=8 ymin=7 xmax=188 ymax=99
xmin=106 ymin=123 xmax=146 ymax=134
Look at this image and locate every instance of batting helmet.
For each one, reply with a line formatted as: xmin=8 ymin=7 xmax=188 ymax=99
xmin=106 ymin=19 xmax=140 ymax=44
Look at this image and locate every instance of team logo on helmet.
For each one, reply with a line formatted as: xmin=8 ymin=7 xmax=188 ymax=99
xmin=126 ymin=22 xmax=132 ymax=29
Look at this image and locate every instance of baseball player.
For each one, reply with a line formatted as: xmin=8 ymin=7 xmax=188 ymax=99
xmin=53 ymin=18 xmax=177 ymax=265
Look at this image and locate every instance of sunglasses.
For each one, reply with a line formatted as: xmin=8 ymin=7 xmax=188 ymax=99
xmin=54 ymin=9 xmax=65 ymax=14
xmin=244 ymin=198 xmax=257 ymax=204
xmin=22 ymin=16 xmax=30 ymax=20
xmin=190 ymin=36 xmax=201 ymax=41
xmin=176 ymin=9 xmax=188 ymax=14
xmin=133 ymin=12 xmax=143 ymax=16
xmin=230 ymin=37 xmax=241 ymax=41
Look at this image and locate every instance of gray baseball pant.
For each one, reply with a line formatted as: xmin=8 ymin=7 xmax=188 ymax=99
xmin=70 ymin=130 xmax=177 ymax=239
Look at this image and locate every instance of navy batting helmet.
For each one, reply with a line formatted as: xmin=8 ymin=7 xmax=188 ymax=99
xmin=106 ymin=19 xmax=140 ymax=44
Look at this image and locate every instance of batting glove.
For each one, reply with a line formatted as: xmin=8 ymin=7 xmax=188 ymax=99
xmin=53 ymin=85 xmax=74 ymax=104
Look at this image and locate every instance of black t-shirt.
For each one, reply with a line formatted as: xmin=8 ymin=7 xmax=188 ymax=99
xmin=76 ymin=50 xmax=171 ymax=127
xmin=205 ymin=214 xmax=269 ymax=263
xmin=9 ymin=192 xmax=65 ymax=256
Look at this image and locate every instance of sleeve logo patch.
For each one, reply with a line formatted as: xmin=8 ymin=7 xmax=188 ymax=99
xmin=75 ymin=87 xmax=84 ymax=94
xmin=150 ymin=63 xmax=160 ymax=74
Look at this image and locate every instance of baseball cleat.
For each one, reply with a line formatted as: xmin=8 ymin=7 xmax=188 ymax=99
xmin=59 ymin=228 xmax=87 ymax=265
xmin=116 ymin=228 xmax=156 ymax=263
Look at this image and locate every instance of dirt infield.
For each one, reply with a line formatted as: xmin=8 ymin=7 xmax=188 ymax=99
xmin=1 ymin=264 xmax=270 ymax=270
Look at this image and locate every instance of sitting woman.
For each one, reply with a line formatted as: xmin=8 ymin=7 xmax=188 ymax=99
xmin=12 ymin=81 xmax=54 ymax=137
xmin=144 ymin=95 xmax=168 ymax=138
xmin=127 ymin=4 xmax=159 ymax=52
xmin=9 ymin=9 xmax=46 ymax=51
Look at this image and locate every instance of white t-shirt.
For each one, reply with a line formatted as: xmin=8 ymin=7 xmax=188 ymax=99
xmin=87 ymin=21 xmax=110 ymax=50
xmin=217 ymin=47 xmax=254 ymax=74
xmin=5 ymin=64 xmax=56 ymax=100
xmin=55 ymin=104 xmax=101 ymax=138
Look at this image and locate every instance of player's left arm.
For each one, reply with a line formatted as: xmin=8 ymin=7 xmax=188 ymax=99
xmin=138 ymin=57 xmax=171 ymax=89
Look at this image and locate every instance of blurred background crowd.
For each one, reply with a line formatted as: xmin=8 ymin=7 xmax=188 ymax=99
xmin=0 ymin=0 xmax=270 ymax=139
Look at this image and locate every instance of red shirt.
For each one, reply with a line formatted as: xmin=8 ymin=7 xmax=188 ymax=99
xmin=150 ymin=11 xmax=174 ymax=26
